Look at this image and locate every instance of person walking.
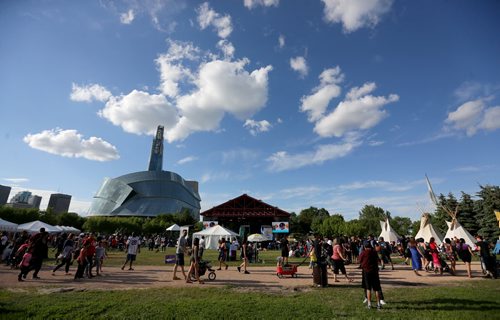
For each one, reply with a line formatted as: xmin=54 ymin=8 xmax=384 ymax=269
xmin=27 ymin=228 xmax=49 ymax=280
xmin=186 ymin=237 xmax=204 ymax=284
xmin=237 ymin=240 xmax=250 ymax=274
xmin=52 ymin=233 xmax=75 ymax=275
xmin=456 ymin=238 xmax=474 ymax=278
xmin=121 ymin=233 xmax=141 ymax=271
xmin=217 ymin=239 xmax=228 ymax=270
xmin=429 ymin=237 xmax=442 ymax=275
xmin=332 ymin=238 xmax=353 ymax=283
xmin=443 ymin=238 xmax=457 ymax=275
xmin=173 ymin=229 xmax=188 ymax=280
xmin=359 ymin=242 xmax=383 ymax=310
xmin=408 ymin=239 xmax=422 ymax=276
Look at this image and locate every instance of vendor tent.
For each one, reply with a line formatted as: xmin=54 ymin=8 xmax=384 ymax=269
xmin=378 ymin=218 xmax=400 ymax=243
xmin=247 ymin=233 xmax=267 ymax=242
xmin=444 ymin=219 xmax=476 ymax=247
xmin=0 ymin=218 xmax=18 ymax=232
xmin=166 ymin=224 xmax=180 ymax=231
xmin=193 ymin=225 xmax=239 ymax=250
xmin=415 ymin=213 xmax=443 ymax=245
xmin=17 ymin=220 xmax=60 ymax=233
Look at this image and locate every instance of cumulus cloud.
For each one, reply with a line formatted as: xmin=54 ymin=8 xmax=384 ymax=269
xmin=290 ymin=56 xmax=308 ymax=78
xmin=23 ymin=128 xmax=119 ymax=161
xmin=70 ymin=83 xmax=111 ymax=102
xmin=321 ymin=0 xmax=393 ymax=33
xmin=177 ymin=156 xmax=198 ymax=165
xmin=314 ymin=82 xmax=399 ymax=138
xmin=156 ymin=39 xmax=199 ymax=98
xmin=445 ymin=99 xmax=500 ymax=136
xmin=217 ymin=40 xmax=235 ymax=60
xmin=196 ymin=2 xmax=232 ymax=38
xmin=244 ymin=119 xmax=272 ymax=136
xmin=166 ymin=59 xmax=272 ymax=142
xmin=267 ymin=140 xmax=360 ymax=172
xmin=300 ymin=66 xmax=344 ymax=122
xmin=99 ymin=90 xmax=179 ymax=136
xmin=244 ymin=0 xmax=280 ymax=9
xmin=120 ymin=9 xmax=135 ymax=24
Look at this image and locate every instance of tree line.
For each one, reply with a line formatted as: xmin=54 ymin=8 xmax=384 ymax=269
xmin=1 ymin=185 xmax=498 ymax=241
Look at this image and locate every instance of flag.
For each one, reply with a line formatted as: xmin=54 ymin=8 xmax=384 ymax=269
xmin=425 ymin=174 xmax=439 ymax=206
xmin=495 ymin=210 xmax=500 ymax=228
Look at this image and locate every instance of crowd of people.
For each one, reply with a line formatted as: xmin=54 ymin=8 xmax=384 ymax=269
xmin=1 ymin=227 xmax=498 ymax=310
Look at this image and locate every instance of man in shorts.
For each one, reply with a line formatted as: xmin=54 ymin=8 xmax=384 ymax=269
xmin=121 ymin=233 xmax=140 ymax=271
xmin=173 ymin=229 xmax=188 ymax=280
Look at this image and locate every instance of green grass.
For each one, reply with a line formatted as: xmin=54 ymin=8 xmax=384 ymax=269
xmin=0 ymin=280 xmax=498 ymax=319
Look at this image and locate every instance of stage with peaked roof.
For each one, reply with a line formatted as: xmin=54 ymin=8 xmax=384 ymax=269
xmin=201 ymin=194 xmax=290 ymax=237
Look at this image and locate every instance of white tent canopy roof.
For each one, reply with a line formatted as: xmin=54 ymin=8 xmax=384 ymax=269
xmin=0 ymin=218 xmax=18 ymax=232
xmin=193 ymin=225 xmax=239 ymax=250
xmin=166 ymin=224 xmax=180 ymax=231
xmin=17 ymin=220 xmax=60 ymax=233
xmin=415 ymin=213 xmax=443 ymax=245
xmin=444 ymin=219 xmax=476 ymax=247
xmin=378 ymin=219 xmax=400 ymax=243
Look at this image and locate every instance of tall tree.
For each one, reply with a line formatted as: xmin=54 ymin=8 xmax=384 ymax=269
xmin=457 ymin=191 xmax=480 ymax=236
xmin=297 ymin=207 xmax=330 ymax=234
xmin=391 ymin=216 xmax=412 ymax=237
xmin=318 ymin=214 xmax=346 ymax=237
xmin=433 ymin=193 xmax=458 ymax=234
xmin=475 ymin=185 xmax=500 ymax=240
xmin=358 ymin=205 xmax=389 ymax=236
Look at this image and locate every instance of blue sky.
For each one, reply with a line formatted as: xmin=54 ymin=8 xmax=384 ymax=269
xmin=1 ymin=0 xmax=499 ymax=221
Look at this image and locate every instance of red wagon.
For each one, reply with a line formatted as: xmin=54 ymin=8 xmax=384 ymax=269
xmin=276 ymin=264 xmax=299 ymax=278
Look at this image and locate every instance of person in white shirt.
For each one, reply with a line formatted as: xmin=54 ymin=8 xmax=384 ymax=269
xmin=121 ymin=233 xmax=141 ymax=271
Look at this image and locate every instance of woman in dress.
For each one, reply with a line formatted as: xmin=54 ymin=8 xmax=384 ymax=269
xmin=409 ymin=239 xmax=422 ymax=276
xmin=456 ymin=238 xmax=474 ymax=278
xmin=217 ymin=239 xmax=228 ymax=270
xmin=186 ymin=237 xmax=204 ymax=284
xmin=428 ymin=237 xmax=442 ymax=275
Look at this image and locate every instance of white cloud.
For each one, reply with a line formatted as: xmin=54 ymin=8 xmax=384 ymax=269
xmin=314 ymin=82 xmax=399 ymax=138
xmin=267 ymin=140 xmax=360 ymax=172
xmin=99 ymin=90 xmax=179 ymax=136
xmin=244 ymin=0 xmax=280 ymax=9
xmin=177 ymin=156 xmax=198 ymax=165
xmin=217 ymin=40 xmax=235 ymax=60
xmin=222 ymin=148 xmax=259 ymax=164
xmin=244 ymin=119 xmax=272 ymax=136
xmin=278 ymin=34 xmax=285 ymax=48
xmin=156 ymin=39 xmax=199 ymax=98
xmin=300 ymin=66 xmax=344 ymax=122
xmin=290 ymin=56 xmax=308 ymax=78
xmin=3 ymin=178 xmax=29 ymax=184
xmin=23 ymin=128 xmax=119 ymax=161
xmin=321 ymin=0 xmax=393 ymax=33
xmin=166 ymin=59 xmax=272 ymax=142
xmin=120 ymin=9 xmax=135 ymax=24
xmin=70 ymin=83 xmax=111 ymax=102
xmin=196 ymin=2 xmax=232 ymax=38
xmin=445 ymin=99 xmax=500 ymax=136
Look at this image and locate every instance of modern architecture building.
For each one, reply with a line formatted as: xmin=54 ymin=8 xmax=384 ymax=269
xmin=6 ymin=191 xmax=42 ymax=209
xmin=88 ymin=125 xmax=201 ymax=218
xmin=0 ymin=185 xmax=11 ymax=206
xmin=47 ymin=193 xmax=72 ymax=214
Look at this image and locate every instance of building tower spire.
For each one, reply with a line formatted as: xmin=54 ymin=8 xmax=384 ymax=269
xmin=148 ymin=125 xmax=164 ymax=171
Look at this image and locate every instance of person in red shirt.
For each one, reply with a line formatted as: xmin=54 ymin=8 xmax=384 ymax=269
xmin=359 ymin=242 xmax=383 ymax=309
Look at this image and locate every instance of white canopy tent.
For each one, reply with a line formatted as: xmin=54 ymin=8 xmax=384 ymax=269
xmin=378 ymin=219 xmax=400 ymax=243
xmin=444 ymin=219 xmax=476 ymax=247
xmin=166 ymin=224 xmax=180 ymax=231
xmin=0 ymin=218 xmax=18 ymax=232
xmin=415 ymin=213 xmax=443 ymax=245
xmin=55 ymin=225 xmax=81 ymax=234
xmin=17 ymin=220 xmax=60 ymax=233
xmin=247 ymin=233 xmax=268 ymax=242
xmin=193 ymin=225 xmax=239 ymax=250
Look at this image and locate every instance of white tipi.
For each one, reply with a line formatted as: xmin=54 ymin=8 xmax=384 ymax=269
xmin=444 ymin=218 xmax=476 ymax=247
xmin=415 ymin=213 xmax=443 ymax=245
xmin=379 ymin=218 xmax=400 ymax=243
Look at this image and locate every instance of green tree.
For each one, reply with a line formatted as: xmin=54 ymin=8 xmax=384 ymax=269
xmin=319 ymin=214 xmax=346 ymax=237
xmin=433 ymin=193 xmax=459 ymax=234
xmin=410 ymin=220 xmax=421 ymax=237
xmin=297 ymin=207 xmax=330 ymax=234
xmin=475 ymin=185 xmax=500 ymax=240
xmin=391 ymin=216 xmax=412 ymax=237
xmin=457 ymin=191 xmax=480 ymax=236
xmin=344 ymin=219 xmax=367 ymax=237
xmin=358 ymin=205 xmax=389 ymax=236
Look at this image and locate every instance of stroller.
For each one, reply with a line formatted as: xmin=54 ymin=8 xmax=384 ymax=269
xmin=190 ymin=260 xmax=216 ymax=281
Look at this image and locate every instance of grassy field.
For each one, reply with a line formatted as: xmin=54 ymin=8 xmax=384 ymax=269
xmin=0 ymin=280 xmax=498 ymax=319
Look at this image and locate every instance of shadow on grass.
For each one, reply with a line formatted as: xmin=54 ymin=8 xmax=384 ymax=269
xmin=393 ymin=298 xmax=500 ymax=311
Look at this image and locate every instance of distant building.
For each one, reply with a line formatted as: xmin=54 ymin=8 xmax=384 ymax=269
xmin=89 ymin=125 xmax=201 ymax=218
xmin=47 ymin=193 xmax=72 ymax=214
xmin=0 ymin=185 xmax=11 ymax=206
xmin=6 ymin=190 xmax=42 ymax=210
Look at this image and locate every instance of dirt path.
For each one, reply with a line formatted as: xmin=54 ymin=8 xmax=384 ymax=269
xmin=0 ymin=262 xmax=488 ymax=293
